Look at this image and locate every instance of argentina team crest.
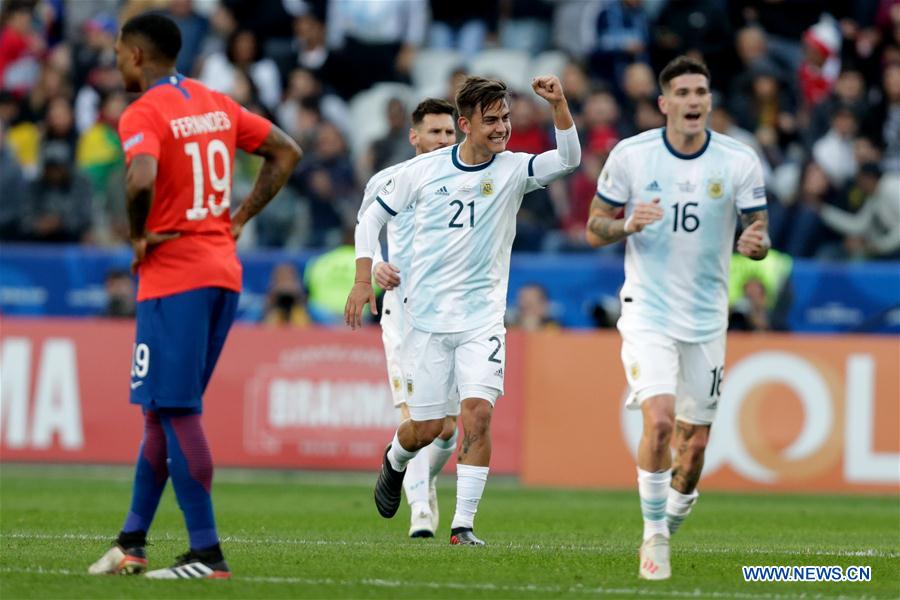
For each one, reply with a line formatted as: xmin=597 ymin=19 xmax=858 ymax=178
xmin=481 ymin=180 xmax=493 ymax=196
xmin=707 ymin=177 xmax=724 ymax=199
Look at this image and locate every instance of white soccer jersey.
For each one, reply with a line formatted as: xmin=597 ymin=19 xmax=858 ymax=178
xmin=358 ymin=161 xmax=415 ymax=298
xmin=373 ymin=144 xmax=544 ymax=333
xmin=596 ymin=128 xmax=767 ymax=342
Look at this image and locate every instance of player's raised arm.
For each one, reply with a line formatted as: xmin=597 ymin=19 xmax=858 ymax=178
xmin=230 ymin=125 xmax=302 ymax=240
xmin=527 ymin=75 xmax=581 ymax=186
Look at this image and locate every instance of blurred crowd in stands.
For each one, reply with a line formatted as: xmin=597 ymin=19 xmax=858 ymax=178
xmin=0 ymin=0 xmax=898 ymax=266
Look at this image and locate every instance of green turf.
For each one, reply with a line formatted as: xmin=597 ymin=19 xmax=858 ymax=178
xmin=0 ymin=464 xmax=897 ymax=598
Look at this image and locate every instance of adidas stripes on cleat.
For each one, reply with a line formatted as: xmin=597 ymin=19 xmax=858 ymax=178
xmin=450 ymin=527 xmax=485 ymax=546
xmin=144 ymin=550 xmax=231 ymax=579
xmin=88 ymin=543 xmax=147 ymax=575
xmin=374 ymin=444 xmax=405 ymax=518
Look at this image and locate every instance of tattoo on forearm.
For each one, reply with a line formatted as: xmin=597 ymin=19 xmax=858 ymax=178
xmin=588 ymin=215 xmax=628 ymax=242
xmin=237 ymin=127 xmax=301 ymax=223
xmin=740 ymin=209 xmax=769 ymax=230
xmin=239 ymin=160 xmax=291 ymax=221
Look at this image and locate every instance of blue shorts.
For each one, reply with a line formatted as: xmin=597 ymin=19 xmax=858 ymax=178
xmin=129 ymin=287 xmax=238 ymax=412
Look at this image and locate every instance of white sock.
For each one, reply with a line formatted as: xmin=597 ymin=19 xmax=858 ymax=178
xmin=666 ymin=487 xmax=699 ymax=535
xmin=637 ymin=468 xmax=671 ymax=541
xmin=428 ymin=428 xmax=458 ymax=481
xmin=450 ymin=464 xmax=489 ymax=530
xmin=387 ymin=431 xmax=418 ymax=472
xmin=403 ymin=450 xmax=430 ymax=508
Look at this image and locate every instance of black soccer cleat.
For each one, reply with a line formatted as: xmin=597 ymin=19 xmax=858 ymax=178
xmin=374 ymin=444 xmax=406 ymax=518
xmin=450 ymin=527 xmax=485 ymax=546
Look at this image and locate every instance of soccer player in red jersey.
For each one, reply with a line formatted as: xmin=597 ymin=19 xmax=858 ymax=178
xmin=88 ymin=13 xmax=301 ymax=579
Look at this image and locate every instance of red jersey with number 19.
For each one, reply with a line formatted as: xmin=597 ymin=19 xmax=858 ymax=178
xmin=118 ymin=74 xmax=272 ymax=301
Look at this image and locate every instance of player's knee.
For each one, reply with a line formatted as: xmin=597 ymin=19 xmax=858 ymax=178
xmin=439 ymin=417 xmax=457 ymax=441
xmin=462 ymin=400 xmax=492 ymax=435
xmin=411 ymin=418 xmax=444 ymax=444
xmin=645 ymin=414 xmax=674 ymax=446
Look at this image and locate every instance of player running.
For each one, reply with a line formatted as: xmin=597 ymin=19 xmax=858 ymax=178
xmin=88 ymin=13 xmax=301 ymax=579
xmin=586 ymin=56 xmax=769 ymax=580
xmin=358 ymin=98 xmax=460 ymax=538
xmin=346 ymin=75 xmax=580 ymax=545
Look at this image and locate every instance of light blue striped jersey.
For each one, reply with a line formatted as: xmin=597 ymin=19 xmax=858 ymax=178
xmin=596 ymin=128 xmax=767 ymax=342
xmin=375 ymin=144 xmax=542 ymax=333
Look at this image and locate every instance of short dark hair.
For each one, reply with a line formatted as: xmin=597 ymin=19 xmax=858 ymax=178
xmin=120 ymin=12 xmax=182 ymax=63
xmin=658 ymin=56 xmax=710 ymax=92
xmin=411 ymin=98 xmax=455 ymax=126
xmin=455 ymin=76 xmax=509 ymax=120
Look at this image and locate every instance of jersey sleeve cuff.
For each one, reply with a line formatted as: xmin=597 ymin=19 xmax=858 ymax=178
xmin=739 ymin=204 xmax=767 ymax=214
xmin=596 ymin=191 xmax=625 ymax=207
xmin=376 ymin=196 xmax=398 ymax=216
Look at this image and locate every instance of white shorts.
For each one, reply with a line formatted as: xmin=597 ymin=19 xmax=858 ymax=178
xmin=400 ymin=320 xmax=505 ymax=421
xmin=381 ymin=290 xmax=459 ymax=415
xmin=620 ymin=328 xmax=726 ymax=425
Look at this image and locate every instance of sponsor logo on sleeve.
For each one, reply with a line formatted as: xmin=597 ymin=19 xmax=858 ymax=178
xmin=123 ymin=133 xmax=144 ymax=151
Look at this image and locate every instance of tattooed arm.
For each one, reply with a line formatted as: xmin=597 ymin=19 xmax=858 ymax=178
xmin=737 ymin=209 xmax=770 ymax=260
xmin=586 ymin=195 xmax=664 ymax=247
xmin=230 ymin=125 xmax=302 ymax=239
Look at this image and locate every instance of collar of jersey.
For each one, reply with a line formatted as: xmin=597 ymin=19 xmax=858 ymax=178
xmin=661 ymin=127 xmax=711 ymax=160
xmin=148 ymin=72 xmax=186 ymax=91
xmin=451 ymin=144 xmax=495 ymax=172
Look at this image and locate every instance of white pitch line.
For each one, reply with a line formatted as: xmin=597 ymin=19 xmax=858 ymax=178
xmin=0 ymin=532 xmax=897 ymax=559
xmin=0 ymin=567 xmax=879 ymax=600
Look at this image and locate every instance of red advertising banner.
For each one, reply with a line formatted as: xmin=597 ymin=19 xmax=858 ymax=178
xmin=0 ymin=319 xmax=523 ymax=474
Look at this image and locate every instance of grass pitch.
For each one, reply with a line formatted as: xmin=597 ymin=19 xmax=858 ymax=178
xmin=0 ymin=464 xmax=897 ymax=599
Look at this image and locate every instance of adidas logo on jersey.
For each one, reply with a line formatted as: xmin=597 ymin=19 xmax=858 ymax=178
xmin=435 ymin=186 xmax=450 ymax=196
xmin=493 ymin=367 xmax=504 ymax=378
xmin=645 ymin=180 xmax=661 ymax=192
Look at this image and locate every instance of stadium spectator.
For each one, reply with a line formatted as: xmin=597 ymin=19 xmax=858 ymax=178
xmin=821 ymin=168 xmax=900 ymax=260
xmin=729 ymin=66 xmax=797 ymax=153
xmin=863 ymin=62 xmax=900 ymax=173
xmin=498 ymin=0 xmax=554 ymax=56
xmin=428 ymin=0 xmax=497 ymax=62
xmin=507 ymin=283 xmax=560 ymax=331
xmin=0 ymin=119 xmax=27 ymax=240
xmin=560 ymin=60 xmax=590 ymax=118
xmin=200 ymin=29 xmax=282 ymax=110
xmin=263 ymin=262 xmax=311 ymax=327
xmin=582 ymin=90 xmax=623 ymax=154
xmin=650 ymin=0 xmax=732 ymax=84
xmin=728 ymin=250 xmax=793 ymax=331
xmin=323 ymin=0 xmax=427 ymax=99
xmin=807 ymin=68 xmax=867 ymax=146
xmin=798 ymin=14 xmax=842 ymax=108
xmin=22 ymin=139 xmax=93 ymax=243
xmin=304 ymin=224 xmax=357 ymax=323
xmin=164 ymin=0 xmax=209 ymax=77
xmin=369 ymin=97 xmax=414 ymax=174
xmin=103 ymin=268 xmax=136 ymax=318
xmin=812 ymin=104 xmax=859 ymax=186
xmin=291 ymin=121 xmax=355 ymax=246
xmin=777 ymin=161 xmax=840 ymax=258
xmin=0 ymin=0 xmax=44 ymax=97
xmin=587 ymin=0 xmax=650 ymax=92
